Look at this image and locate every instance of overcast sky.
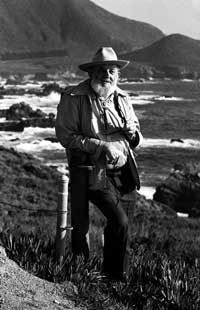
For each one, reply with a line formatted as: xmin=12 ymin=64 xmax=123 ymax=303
xmin=92 ymin=0 xmax=200 ymax=40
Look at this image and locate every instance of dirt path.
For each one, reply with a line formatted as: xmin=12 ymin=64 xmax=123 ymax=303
xmin=0 ymin=246 xmax=85 ymax=310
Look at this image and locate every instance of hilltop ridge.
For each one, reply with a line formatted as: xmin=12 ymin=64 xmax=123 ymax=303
xmin=123 ymin=34 xmax=200 ymax=66
xmin=1 ymin=1 xmax=200 ymax=79
xmin=0 ymin=0 xmax=164 ymax=65
xmin=122 ymin=34 xmax=200 ymax=78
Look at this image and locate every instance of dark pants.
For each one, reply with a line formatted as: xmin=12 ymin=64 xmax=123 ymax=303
xmin=70 ymin=167 xmax=136 ymax=279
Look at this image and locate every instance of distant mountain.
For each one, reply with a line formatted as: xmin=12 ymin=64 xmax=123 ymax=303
xmin=0 ymin=0 xmax=164 ymax=67
xmin=122 ymin=34 xmax=200 ymax=78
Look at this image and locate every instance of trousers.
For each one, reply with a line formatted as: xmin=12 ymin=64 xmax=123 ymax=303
xmin=70 ymin=166 xmax=136 ymax=279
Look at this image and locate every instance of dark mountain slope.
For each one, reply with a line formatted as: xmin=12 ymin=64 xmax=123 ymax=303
xmin=121 ymin=34 xmax=200 ymax=78
xmin=122 ymin=34 xmax=200 ymax=67
xmin=0 ymin=0 xmax=164 ymax=62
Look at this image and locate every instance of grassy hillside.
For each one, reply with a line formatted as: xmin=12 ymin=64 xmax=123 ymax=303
xmin=0 ymin=146 xmax=61 ymax=238
xmin=0 ymin=145 xmax=173 ymax=238
xmin=1 ymin=146 xmax=200 ymax=308
xmin=0 ymin=0 xmax=164 ymax=70
xmin=122 ymin=34 xmax=200 ymax=78
xmin=123 ymin=34 xmax=200 ymax=66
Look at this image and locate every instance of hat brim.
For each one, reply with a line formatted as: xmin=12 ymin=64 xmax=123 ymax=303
xmin=79 ymin=60 xmax=129 ymax=72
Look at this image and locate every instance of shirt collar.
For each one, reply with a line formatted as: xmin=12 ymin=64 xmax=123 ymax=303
xmin=66 ymin=79 xmax=127 ymax=97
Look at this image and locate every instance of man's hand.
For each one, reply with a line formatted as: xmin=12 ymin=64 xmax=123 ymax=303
xmin=102 ymin=142 xmax=121 ymax=164
xmin=121 ymin=121 xmax=137 ymax=137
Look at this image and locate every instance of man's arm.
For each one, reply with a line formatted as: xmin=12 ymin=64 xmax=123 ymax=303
xmin=121 ymin=97 xmax=143 ymax=148
xmin=55 ymin=93 xmax=104 ymax=159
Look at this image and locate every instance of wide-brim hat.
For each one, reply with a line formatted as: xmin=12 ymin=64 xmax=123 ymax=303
xmin=79 ymin=47 xmax=129 ymax=71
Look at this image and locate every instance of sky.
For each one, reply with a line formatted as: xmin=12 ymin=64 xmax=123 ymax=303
xmin=92 ymin=0 xmax=200 ymax=40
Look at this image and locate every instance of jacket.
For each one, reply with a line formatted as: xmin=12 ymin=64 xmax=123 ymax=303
xmin=55 ymin=79 xmax=143 ymax=189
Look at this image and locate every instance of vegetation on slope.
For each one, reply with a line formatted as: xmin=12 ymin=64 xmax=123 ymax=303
xmin=0 ymin=146 xmax=60 ymax=237
xmin=124 ymin=34 xmax=200 ymax=66
xmin=1 ymin=146 xmax=200 ymax=309
xmin=0 ymin=0 xmax=163 ymax=63
xmin=122 ymin=34 xmax=200 ymax=78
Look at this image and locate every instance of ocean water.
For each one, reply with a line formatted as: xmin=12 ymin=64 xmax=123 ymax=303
xmin=0 ymin=78 xmax=200 ymax=198
xmin=121 ymin=79 xmax=200 ymax=190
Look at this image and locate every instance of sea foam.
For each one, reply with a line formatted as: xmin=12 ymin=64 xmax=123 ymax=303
xmin=0 ymin=91 xmax=60 ymax=114
xmin=142 ymin=138 xmax=200 ymax=149
xmin=15 ymin=140 xmax=63 ymax=153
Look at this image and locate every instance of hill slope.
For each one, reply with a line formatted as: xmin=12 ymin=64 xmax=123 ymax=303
xmin=123 ymin=34 xmax=200 ymax=66
xmin=0 ymin=0 xmax=164 ymax=63
xmin=121 ymin=34 xmax=200 ymax=77
xmin=0 ymin=145 xmax=175 ymax=237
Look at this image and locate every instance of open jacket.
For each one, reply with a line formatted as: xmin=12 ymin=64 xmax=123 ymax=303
xmin=55 ymin=79 xmax=143 ymax=189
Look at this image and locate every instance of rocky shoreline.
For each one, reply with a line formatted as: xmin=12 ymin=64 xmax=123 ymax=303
xmin=154 ymin=163 xmax=200 ymax=217
xmin=0 ymin=102 xmax=56 ymax=131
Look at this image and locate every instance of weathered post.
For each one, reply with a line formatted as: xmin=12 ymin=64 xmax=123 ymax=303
xmin=56 ymin=174 xmax=70 ymax=261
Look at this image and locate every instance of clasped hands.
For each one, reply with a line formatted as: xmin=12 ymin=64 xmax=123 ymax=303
xmin=102 ymin=143 xmax=122 ymax=165
xmin=102 ymin=123 xmax=137 ymax=165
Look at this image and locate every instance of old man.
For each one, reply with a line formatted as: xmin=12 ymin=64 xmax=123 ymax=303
xmin=55 ymin=47 xmax=143 ymax=281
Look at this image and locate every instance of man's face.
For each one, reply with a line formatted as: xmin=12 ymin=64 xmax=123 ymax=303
xmin=91 ymin=65 xmax=119 ymax=87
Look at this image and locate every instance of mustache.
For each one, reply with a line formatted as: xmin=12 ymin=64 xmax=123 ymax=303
xmin=91 ymin=80 xmax=116 ymax=98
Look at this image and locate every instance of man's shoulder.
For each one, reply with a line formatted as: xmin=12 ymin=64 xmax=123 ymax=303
xmin=62 ymin=79 xmax=90 ymax=96
xmin=116 ymin=86 xmax=128 ymax=98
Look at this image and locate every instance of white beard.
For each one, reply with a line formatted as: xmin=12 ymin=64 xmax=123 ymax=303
xmin=91 ymin=80 xmax=117 ymax=99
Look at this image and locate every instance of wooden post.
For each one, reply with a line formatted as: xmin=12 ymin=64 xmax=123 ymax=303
xmin=56 ymin=174 xmax=70 ymax=260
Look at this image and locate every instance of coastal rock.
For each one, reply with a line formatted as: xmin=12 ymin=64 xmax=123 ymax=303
xmin=0 ymin=103 xmax=56 ymax=131
xmin=22 ymin=116 xmax=55 ymax=128
xmin=44 ymin=136 xmax=59 ymax=143
xmin=153 ymin=164 xmax=200 ymax=217
xmin=170 ymin=138 xmax=184 ymax=143
xmin=0 ymin=121 xmax=25 ymax=132
xmin=6 ymin=102 xmax=46 ymax=120
xmin=0 ymin=118 xmax=55 ymax=131
xmin=41 ymin=83 xmax=62 ymax=95
xmin=0 ymin=109 xmax=7 ymax=118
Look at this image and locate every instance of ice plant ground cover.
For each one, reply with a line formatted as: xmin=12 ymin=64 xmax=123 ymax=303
xmin=0 ymin=147 xmax=200 ymax=309
xmin=2 ymin=213 xmax=200 ymax=309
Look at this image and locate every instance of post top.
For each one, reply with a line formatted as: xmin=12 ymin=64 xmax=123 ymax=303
xmin=61 ymin=174 xmax=69 ymax=182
